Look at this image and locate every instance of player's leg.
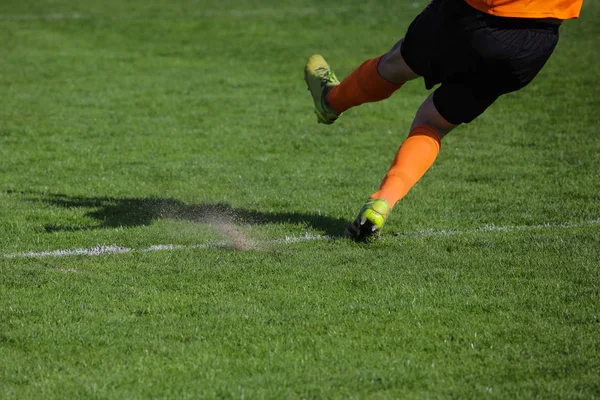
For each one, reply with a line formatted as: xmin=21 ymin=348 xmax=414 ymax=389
xmin=378 ymin=39 xmax=420 ymax=85
xmin=346 ymin=2 xmax=561 ymax=240
xmin=348 ymin=49 xmax=558 ymax=241
xmin=343 ymin=0 xmax=465 ymax=240
xmin=410 ymin=94 xmax=457 ymax=137
xmin=304 ymin=39 xmax=418 ymax=125
xmin=367 ymin=93 xmax=457 ymax=209
xmin=325 ymin=39 xmax=420 ymax=114
xmin=346 ymin=93 xmax=457 ymax=240
xmin=348 ymin=77 xmax=504 ymax=240
xmin=304 ymin=0 xmax=455 ymax=125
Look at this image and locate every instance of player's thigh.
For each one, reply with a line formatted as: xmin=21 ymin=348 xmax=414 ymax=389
xmin=432 ymin=25 xmax=559 ymax=126
xmin=401 ymin=0 xmax=480 ymax=90
xmin=378 ymin=39 xmax=420 ymax=84
xmin=432 ymin=80 xmax=499 ymax=126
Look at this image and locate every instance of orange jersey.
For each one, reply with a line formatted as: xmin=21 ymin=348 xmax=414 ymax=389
xmin=464 ymin=0 xmax=583 ymax=20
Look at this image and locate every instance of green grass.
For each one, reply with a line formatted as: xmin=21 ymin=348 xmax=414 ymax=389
xmin=1 ymin=0 xmax=599 ymax=398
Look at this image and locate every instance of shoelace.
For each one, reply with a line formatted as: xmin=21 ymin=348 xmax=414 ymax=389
xmin=315 ymin=67 xmax=337 ymax=87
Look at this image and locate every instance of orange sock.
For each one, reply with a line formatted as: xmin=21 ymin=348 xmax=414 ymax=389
xmin=326 ymin=56 xmax=403 ymax=114
xmin=370 ymin=125 xmax=441 ymax=208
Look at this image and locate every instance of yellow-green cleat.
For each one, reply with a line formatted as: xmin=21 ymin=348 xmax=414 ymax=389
xmin=304 ymin=54 xmax=341 ymax=124
xmin=346 ymin=199 xmax=391 ymax=241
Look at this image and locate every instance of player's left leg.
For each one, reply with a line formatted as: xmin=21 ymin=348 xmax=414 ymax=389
xmin=304 ymin=39 xmax=419 ymax=124
xmin=325 ymin=39 xmax=420 ymax=114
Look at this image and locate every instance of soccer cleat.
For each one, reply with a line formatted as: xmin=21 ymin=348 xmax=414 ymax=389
xmin=304 ymin=54 xmax=341 ymax=124
xmin=346 ymin=199 xmax=391 ymax=240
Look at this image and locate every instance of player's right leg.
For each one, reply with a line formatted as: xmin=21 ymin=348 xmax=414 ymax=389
xmin=347 ymin=17 xmax=560 ymax=240
xmin=347 ymin=96 xmax=454 ymax=240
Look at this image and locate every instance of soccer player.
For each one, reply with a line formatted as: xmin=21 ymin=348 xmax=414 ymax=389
xmin=304 ymin=0 xmax=584 ymax=240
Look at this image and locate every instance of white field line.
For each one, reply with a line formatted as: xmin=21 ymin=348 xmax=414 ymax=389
xmin=397 ymin=219 xmax=600 ymax=238
xmin=1 ymin=245 xmax=132 ymax=259
xmin=1 ymin=219 xmax=598 ymax=260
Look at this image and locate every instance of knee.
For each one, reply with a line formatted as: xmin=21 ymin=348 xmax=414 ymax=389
xmin=412 ymin=114 xmax=454 ymax=137
xmin=378 ymin=39 xmax=419 ymax=84
xmin=412 ymin=95 xmax=457 ymax=138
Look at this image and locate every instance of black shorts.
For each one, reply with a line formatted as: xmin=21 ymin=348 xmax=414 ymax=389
xmin=401 ymin=0 xmax=560 ymax=125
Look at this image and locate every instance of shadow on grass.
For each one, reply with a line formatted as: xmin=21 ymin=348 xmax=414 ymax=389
xmin=7 ymin=190 xmax=348 ymax=236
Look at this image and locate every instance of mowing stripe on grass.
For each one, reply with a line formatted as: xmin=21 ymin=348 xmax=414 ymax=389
xmin=0 ymin=2 xmax=427 ymax=22
xmin=0 ymin=6 xmax=364 ymax=21
xmin=1 ymin=219 xmax=598 ymax=260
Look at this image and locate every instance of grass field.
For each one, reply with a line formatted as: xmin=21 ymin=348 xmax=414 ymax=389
xmin=1 ymin=0 xmax=599 ymax=398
